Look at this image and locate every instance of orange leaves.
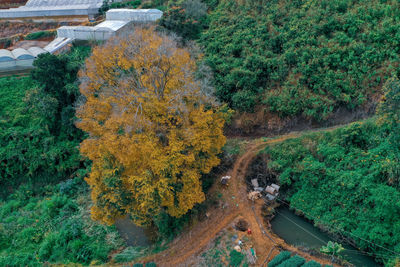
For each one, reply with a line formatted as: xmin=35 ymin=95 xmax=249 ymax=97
xmin=77 ymin=28 xmax=226 ymax=226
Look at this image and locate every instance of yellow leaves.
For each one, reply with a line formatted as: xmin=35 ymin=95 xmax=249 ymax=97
xmin=77 ymin=27 xmax=226 ymax=226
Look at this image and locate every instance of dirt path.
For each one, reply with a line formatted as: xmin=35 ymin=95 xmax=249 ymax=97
xmin=137 ymin=125 xmax=353 ymax=266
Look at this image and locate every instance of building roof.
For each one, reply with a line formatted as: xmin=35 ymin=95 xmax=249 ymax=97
xmin=94 ymin=20 xmax=129 ymax=32
xmin=0 ymin=49 xmax=14 ymax=62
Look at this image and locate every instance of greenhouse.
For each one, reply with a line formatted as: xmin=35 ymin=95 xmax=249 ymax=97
xmin=55 ymin=9 xmax=163 ymax=41
xmin=0 ymin=47 xmax=46 ymax=71
xmin=0 ymin=0 xmax=104 ymax=19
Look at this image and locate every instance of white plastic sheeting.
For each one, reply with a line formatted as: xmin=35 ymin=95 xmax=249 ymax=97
xmin=106 ymin=9 xmax=163 ymax=22
xmin=0 ymin=0 xmax=104 ymax=18
xmin=0 ymin=47 xmax=46 ymax=71
xmin=0 ymin=49 xmax=14 ymax=62
xmin=25 ymin=0 xmax=103 ymax=7
xmin=56 ymin=9 xmax=163 ymax=41
xmin=28 ymin=47 xmax=47 ymax=57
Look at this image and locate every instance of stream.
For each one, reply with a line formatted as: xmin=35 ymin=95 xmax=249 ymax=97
xmin=270 ymin=207 xmax=380 ymax=267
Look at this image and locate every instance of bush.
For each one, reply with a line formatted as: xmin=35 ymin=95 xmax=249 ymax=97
xmin=145 ymin=263 xmax=157 ymax=267
xmin=303 ymin=260 xmax=322 ymax=267
xmin=229 ymin=250 xmax=244 ymax=267
xmin=268 ymin=251 xmax=291 ymax=267
xmin=0 ymin=46 xmax=91 ymax=198
xmin=25 ymin=30 xmax=56 ymax=40
xmin=1 ymin=181 xmax=123 ymax=265
xmin=276 ymin=255 xmax=305 ymax=267
xmin=111 ymin=0 xmax=141 ymax=9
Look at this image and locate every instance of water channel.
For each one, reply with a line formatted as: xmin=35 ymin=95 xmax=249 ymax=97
xmin=271 ymin=207 xmax=380 ymax=267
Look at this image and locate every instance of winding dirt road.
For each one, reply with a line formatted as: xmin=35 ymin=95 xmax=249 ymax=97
xmin=137 ymin=126 xmax=349 ymax=266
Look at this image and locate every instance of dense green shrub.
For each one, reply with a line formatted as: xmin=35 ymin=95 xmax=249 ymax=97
xmin=276 ymin=255 xmax=305 ymax=267
xmin=264 ymin=81 xmax=400 ymax=264
xmin=25 ymin=30 xmax=56 ymax=40
xmin=0 ymin=179 xmax=123 ymax=265
xmin=229 ymin=249 xmax=244 ymax=267
xmin=145 ymin=262 xmax=157 ymax=267
xmin=268 ymin=251 xmax=292 ymax=267
xmin=202 ymin=0 xmax=400 ymax=117
xmin=303 ymin=260 xmax=322 ymax=267
xmin=0 ymin=46 xmax=91 ymax=197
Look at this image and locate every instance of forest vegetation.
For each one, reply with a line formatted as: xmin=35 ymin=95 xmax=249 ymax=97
xmin=262 ymin=78 xmax=400 ymax=265
xmin=0 ymin=0 xmax=400 ymax=265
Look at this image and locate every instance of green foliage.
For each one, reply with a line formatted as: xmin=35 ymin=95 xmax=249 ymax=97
xmin=320 ymin=241 xmax=344 ymax=256
xmin=268 ymin=251 xmax=291 ymax=267
xmin=25 ymin=30 xmax=56 ymax=40
xmin=0 ymin=179 xmax=123 ymax=265
xmin=264 ymin=117 xmax=400 ymax=264
xmin=202 ymin=0 xmax=400 ymax=117
xmin=145 ymin=263 xmax=157 ymax=267
xmin=276 ymin=255 xmax=305 ymax=267
xmin=377 ymin=77 xmax=400 ymax=126
xmin=159 ymin=0 xmax=208 ymax=40
xmin=229 ymin=249 xmax=244 ymax=267
xmin=0 ymin=46 xmax=91 ymax=197
xmin=101 ymin=0 xmax=141 ymax=12
xmin=302 ymin=261 xmax=322 ymax=267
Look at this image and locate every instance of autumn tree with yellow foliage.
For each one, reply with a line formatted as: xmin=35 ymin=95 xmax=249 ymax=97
xmin=76 ymin=28 xmax=226 ymax=226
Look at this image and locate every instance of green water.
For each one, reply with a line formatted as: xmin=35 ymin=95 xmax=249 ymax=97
xmin=115 ymin=217 xmax=151 ymax=247
xmin=271 ymin=207 xmax=380 ymax=267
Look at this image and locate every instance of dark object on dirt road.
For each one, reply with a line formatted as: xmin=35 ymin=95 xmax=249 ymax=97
xmin=221 ymin=175 xmax=231 ymax=185
xmin=236 ymin=219 xmax=249 ymax=231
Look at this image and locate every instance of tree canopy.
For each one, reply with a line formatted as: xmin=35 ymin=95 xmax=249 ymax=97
xmin=77 ymin=28 xmax=226 ymax=226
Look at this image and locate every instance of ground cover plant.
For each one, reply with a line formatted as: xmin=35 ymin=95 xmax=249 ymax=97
xmin=202 ymin=0 xmax=400 ymax=119
xmin=0 ymin=178 xmax=123 ymax=266
xmin=24 ymin=30 xmax=56 ymax=40
xmin=263 ymin=78 xmax=400 ymax=265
